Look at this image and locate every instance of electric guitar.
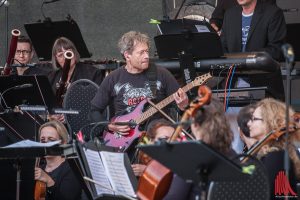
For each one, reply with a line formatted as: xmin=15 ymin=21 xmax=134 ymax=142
xmin=103 ymin=72 xmax=212 ymax=151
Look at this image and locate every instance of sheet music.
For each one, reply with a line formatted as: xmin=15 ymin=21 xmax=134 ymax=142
xmin=100 ymin=151 xmax=136 ymax=197
xmin=83 ymin=149 xmax=114 ymax=195
xmin=2 ymin=139 xmax=60 ymax=148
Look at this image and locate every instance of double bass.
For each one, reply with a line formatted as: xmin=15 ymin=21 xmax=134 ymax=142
xmin=136 ymin=85 xmax=212 ymax=200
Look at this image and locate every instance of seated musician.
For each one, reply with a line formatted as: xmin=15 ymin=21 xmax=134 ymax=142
xmin=89 ymin=31 xmax=188 ymax=146
xmin=139 ymin=98 xmax=236 ymax=200
xmin=247 ymin=98 xmax=300 ymax=199
xmin=49 ymin=37 xmax=104 ymax=91
xmin=34 ymin=120 xmax=82 ymax=200
xmin=134 ymin=119 xmax=192 ymax=200
xmin=237 ymin=104 xmax=257 ymax=152
xmin=189 ymin=97 xmax=236 ymax=199
xmin=221 ymin=0 xmax=286 ymax=100
xmin=13 ymin=36 xmax=51 ymax=75
xmin=132 ymin=119 xmax=178 ymax=176
xmin=48 ymin=37 xmax=104 ymax=122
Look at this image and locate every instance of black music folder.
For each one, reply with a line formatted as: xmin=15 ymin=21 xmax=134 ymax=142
xmin=139 ymin=141 xmax=247 ymax=184
xmin=77 ymin=141 xmax=137 ymax=200
xmin=24 ymin=18 xmax=91 ymax=61
xmin=155 ymin=19 xmax=223 ymax=59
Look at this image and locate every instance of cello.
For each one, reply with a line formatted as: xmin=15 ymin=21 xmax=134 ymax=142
xmin=136 ymin=85 xmax=212 ymax=200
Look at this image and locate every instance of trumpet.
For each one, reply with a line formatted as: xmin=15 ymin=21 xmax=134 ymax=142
xmin=2 ymin=29 xmax=21 ymax=75
xmin=56 ymin=50 xmax=74 ymax=106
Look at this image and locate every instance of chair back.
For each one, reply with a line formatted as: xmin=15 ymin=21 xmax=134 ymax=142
xmin=207 ymin=157 xmax=270 ymax=200
xmin=63 ymin=79 xmax=106 ymax=140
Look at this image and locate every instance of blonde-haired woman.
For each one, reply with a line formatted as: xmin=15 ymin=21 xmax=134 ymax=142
xmin=34 ymin=120 xmax=81 ymax=200
xmin=247 ymin=98 xmax=300 ymax=199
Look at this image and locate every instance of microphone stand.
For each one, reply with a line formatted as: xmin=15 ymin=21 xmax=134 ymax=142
xmin=4 ymin=1 xmax=9 ymax=62
xmin=282 ymin=44 xmax=294 ymax=187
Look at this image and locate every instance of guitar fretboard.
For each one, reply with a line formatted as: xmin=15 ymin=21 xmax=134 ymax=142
xmin=135 ymin=73 xmax=212 ymax=124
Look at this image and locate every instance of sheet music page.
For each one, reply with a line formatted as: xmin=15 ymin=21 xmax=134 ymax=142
xmin=100 ymin=151 xmax=136 ymax=197
xmin=83 ymin=149 xmax=114 ymax=195
xmin=2 ymin=139 xmax=61 ymax=148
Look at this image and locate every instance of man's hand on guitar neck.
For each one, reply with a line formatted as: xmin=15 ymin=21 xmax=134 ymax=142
xmin=107 ymin=123 xmax=130 ymax=135
xmin=173 ymin=88 xmax=189 ymax=111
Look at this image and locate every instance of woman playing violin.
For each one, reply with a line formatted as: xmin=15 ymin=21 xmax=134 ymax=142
xmin=34 ymin=120 xmax=82 ymax=200
xmin=247 ymin=98 xmax=300 ymax=199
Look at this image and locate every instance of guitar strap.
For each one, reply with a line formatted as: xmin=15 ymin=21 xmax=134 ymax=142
xmin=145 ymin=63 xmax=157 ymax=99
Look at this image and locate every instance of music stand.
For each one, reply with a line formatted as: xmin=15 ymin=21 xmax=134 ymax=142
xmin=24 ymin=18 xmax=91 ymax=61
xmin=0 ymin=142 xmax=75 ymax=200
xmin=0 ymin=75 xmax=57 ymax=112
xmin=155 ymin=19 xmax=223 ymax=60
xmin=76 ymin=141 xmax=137 ymax=200
xmin=139 ymin=141 xmax=248 ymax=199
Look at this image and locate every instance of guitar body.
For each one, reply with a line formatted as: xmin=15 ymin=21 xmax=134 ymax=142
xmin=103 ymin=99 xmax=147 ymax=151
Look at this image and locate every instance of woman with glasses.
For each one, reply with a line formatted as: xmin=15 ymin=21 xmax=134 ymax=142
xmin=34 ymin=120 xmax=82 ymax=200
xmin=247 ymin=98 xmax=300 ymax=199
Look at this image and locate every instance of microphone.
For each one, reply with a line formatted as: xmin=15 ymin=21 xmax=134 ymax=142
xmin=44 ymin=0 xmax=61 ymax=4
xmin=281 ymin=43 xmax=295 ymax=63
xmin=12 ymin=84 xmax=33 ymax=90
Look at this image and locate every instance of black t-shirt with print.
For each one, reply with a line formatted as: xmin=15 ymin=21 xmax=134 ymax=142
xmin=91 ymin=66 xmax=179 ymax=117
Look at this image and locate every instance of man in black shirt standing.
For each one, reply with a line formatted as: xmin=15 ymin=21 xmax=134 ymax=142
xmin=90 ymin=31 xmax=188 ymax=146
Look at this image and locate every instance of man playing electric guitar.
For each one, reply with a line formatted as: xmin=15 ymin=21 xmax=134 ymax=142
xmin=89 ymin=31 xmax=189 ymax=150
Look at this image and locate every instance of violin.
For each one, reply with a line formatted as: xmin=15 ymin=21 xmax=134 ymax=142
xmin=34 ymin=158 xmax=46 ymax=200
xmin=136 ymin=85 xmax=212 ymax=200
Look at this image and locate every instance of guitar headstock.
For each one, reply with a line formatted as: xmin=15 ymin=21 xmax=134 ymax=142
xmin=193 ymin=72 xmax=212 ymax=87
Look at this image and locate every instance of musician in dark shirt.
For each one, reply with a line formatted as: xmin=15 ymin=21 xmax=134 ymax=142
xmin=220 ymin=0 xmax=286 ymax=100
xmin=13 ymin=36 xmax=50 ymax=76
xmin=90 ymin=31 xmax=188 ymax=138
xmin=48 ymin=37 xmax=104 ymax=93
xmin=34 ymin=120 xmax=81 ymax=200
xmin=48 ymin=37 xmax=104 ymax=122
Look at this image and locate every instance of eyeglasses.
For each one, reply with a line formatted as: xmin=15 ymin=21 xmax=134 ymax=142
xmin=251 ymin=116 xmax=263 ymax=122
xmin=15 ymin=50 xmax=31 ymax=55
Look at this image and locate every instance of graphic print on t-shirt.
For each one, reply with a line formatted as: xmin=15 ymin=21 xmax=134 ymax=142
xmin=114 ymin=81 xmax=162 ymax=113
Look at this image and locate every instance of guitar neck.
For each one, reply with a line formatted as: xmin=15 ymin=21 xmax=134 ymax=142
xmin=136 ymin=82 xmax=195 ymax=124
